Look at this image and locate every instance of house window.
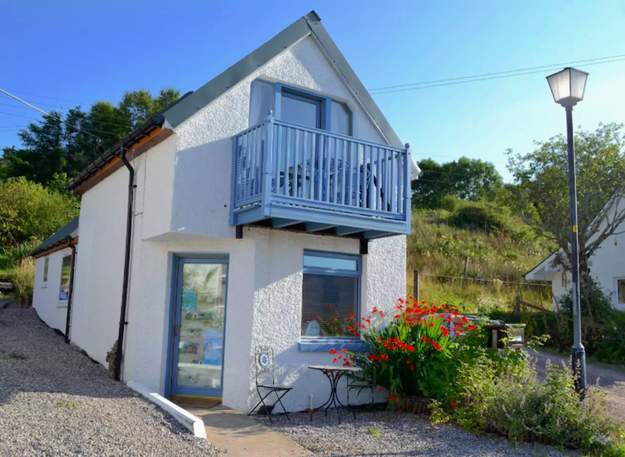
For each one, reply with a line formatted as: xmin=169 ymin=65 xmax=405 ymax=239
xmin=43 ymin=258 xmax=49 ymax=283
xmin=273 ymin=83 xmax=353 ymax=135
xmin=617 ymin=279 xmax=625 ymax=305
xmin=248 ymin=80 xmax=273 ymax=126
xmin=59 ymin=255 xmax=72 ymax=301
xmin=330 ymin=101 xmax=351 ymax=136
xmin=301 ymin=251 xmax=360 ymax=338
xmin=281 ymin=90 xmax=322 ymax=129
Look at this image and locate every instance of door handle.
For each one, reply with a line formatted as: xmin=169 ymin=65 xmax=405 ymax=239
xmin=173 ymin=325 xmax=179 ymax=337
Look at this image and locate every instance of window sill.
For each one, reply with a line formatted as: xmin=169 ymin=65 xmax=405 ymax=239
xmin=298 ymin=339 xmax=369 ymax=353
xmin=41 ymin=284 xmax=47 ymax=288
xmin=57 ymin=304 xmax=68 ymax=309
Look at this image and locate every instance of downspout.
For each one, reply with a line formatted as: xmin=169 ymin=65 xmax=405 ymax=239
xmin=115 ymin=149 xmax=135 ymax=381
xmin=64 ymin=236 xmax=77 ymax=344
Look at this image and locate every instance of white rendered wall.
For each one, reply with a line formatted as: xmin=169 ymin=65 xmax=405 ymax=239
xmin=32 ymin=246 xmax=74 ymax=333
xmin=71 ymin=152 xmax=147 ymax=365
xmin=171 ymin=36 xmax=391 ymax=239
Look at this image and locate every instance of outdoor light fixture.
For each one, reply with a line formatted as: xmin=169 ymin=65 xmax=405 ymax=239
xmin=547 ymin=67 xmax=588 ymax=107
xmin=546 ymin=67 xmax=588 ymax=398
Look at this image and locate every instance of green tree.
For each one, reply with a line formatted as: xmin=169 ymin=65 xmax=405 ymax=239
xmin=0 ymin=88 xmax=180 ymax=186
xmin=412 ymin=157 xmax=503 ymax=209
xmin=507 ymin=123 xmax=625 ymax=291
xmin=0 ymin=177 xmax=78 ymax=247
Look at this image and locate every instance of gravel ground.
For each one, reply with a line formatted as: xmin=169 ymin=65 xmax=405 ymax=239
xmin=258 ymin=411 xmax=581 ymax=457
xmin=533 ymin=350 xmax=625 ymax=420
xmin=0 ymin=301 xmax=219 ymax=457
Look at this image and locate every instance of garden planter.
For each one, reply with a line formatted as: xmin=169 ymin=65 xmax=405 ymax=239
xmin=402 ymin=396 xmax=431 ymax=415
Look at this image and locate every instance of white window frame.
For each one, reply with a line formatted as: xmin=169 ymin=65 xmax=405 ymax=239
xmin=42 ymin=257 xmax=49 ymax=287
xmin=614 ymin=277 xmax=625 ymax=307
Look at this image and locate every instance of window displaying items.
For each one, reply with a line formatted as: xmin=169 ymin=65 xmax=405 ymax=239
xmin=59 ymin=255 xmax=72 ymax=300
xmin=175 ymin=262 xmax=227 ymax=392
xmin=301 ymin=251 xmax=360 ymax=339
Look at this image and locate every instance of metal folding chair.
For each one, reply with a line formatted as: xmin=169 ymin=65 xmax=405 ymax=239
xmin=346 ymin=352 xmax=375 ymax=419
xmin=248 ymin=347 xmax=292 ymax=422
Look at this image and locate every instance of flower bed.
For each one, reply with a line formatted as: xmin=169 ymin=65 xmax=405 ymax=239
xmin=329 ymin=297 xmax=625 ymax=456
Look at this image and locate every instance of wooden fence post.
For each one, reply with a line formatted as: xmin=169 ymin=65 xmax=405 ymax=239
xmin=515 ymin=296 xmax=521 ymax=318
xmin=414 ymin=270 xmax=419 ymax=303
xmin=464 ymin=256 xmax=469 ymax=278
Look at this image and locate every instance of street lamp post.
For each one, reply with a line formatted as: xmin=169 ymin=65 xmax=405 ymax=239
xmin=546 ymin=67 xmax=589 ymax=397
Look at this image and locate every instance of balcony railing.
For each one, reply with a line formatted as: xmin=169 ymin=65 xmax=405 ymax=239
xmin=231 ymin=114 xmax=411 ymax=238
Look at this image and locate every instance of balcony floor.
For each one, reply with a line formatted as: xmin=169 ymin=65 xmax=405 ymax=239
xmin=232 ymin=200 xmax=409 ymax=240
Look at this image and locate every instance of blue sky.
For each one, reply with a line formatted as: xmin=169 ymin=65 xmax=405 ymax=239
xmin=2 ymin=0 xmax=625 ymax=182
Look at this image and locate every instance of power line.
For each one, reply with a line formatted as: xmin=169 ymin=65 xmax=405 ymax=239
xmin=370 ymin=57 xmax=625 ymax=95
xmin=0 ymin=89 xmax=85 ymax=105
xmin=419 ymin=168 xmax=514 ymax=182
xmin=0 ymin=110 xmax=112 ymax=138
xmin=369 ymin=53 xmax=625 ymax=92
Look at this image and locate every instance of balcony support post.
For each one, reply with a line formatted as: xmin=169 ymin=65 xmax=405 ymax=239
xmin=404 ymin=143 xmax=412 ymax=235
xmin=262 ymin=110 xmax=275 ymax=218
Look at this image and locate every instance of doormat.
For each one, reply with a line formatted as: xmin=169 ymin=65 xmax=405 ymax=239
xmin=171 ymin=396 xmax=222 ymax=410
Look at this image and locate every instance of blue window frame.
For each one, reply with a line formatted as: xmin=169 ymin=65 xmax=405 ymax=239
xmin=269 ymin=82 xmax=353 ymax=136
xmin=299 ymin=250 xmax=367 ymax=352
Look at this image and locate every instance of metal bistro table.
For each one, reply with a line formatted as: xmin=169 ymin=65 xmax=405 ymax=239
xmin=308 ymin=364 xmax=361 ymax=423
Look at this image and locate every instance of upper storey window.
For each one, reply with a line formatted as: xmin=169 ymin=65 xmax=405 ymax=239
xmin=248 ymin=80 xmax=352 ymax=136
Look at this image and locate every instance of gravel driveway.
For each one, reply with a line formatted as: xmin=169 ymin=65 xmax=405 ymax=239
xmin=259 ymin=411 xmax=580 ymax=457
xmin=0 ymin=302 xmax=219 ymax=457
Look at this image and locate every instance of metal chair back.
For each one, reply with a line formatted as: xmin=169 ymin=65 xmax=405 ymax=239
xmin=255 ymin=346 xmax=275 ymax=386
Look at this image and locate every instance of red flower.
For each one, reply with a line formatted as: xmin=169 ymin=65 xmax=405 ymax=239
xmin=330 ymin=348 xmax=338 ymax=355
xmin=468 ymin=324 xmax=476 ymax=331
xmin=410 ymin=364 xmax=415 ymax=371
xmin=372 ymin=307 xmax=378 ymax=313
xmin=333 ymin=358 xmax=337 ymax=362
xmin=342 ymin=348 xmax=347 ymax=353
xmin=378 ymin=337 xmax=383 ymax=342
xmin=379 ymin=311 xmax=384 ymax=317
xmin=429 ymin=323 xmax=434 ymax=328
xmin=452 ymin=401 xmax=458 ymax=407
xmin=379 ymin=387 xmax=384 ymax=392
xmin=348 ymin=326 xmax=352 ymax=331
xmin=394 ymin=315 xmax=400 ymax=320
xmin=349 ymin=314 xmax=354 ymax=319
xmin=461 ymin=316 xmax=468 ymax=324
xmin=338 ymin=355 xmax=342 ymax=359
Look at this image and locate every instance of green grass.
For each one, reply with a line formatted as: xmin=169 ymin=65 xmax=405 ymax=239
xmin=407 ymin=210 xmax=555 ymax=313
xmin=55 ymin=401 xmax=78 ymax=410
xmin=1 ymin=351 xmax=27 ymax=360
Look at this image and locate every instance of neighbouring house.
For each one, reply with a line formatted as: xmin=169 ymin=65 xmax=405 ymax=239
xmin=525 ymin=193 xmax=625 ymax=312
xmin=31 ymin=11 xmax=419 ymax=413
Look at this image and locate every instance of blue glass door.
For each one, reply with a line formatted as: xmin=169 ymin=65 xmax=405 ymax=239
xmin=170 ymin=256 xmax=228 ymax=397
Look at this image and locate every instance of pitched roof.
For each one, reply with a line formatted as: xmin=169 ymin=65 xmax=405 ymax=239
xmin=69 ymin=10 xmax=402 ymax=191
xmin=30 ymin=217 xmax=79 ymax=257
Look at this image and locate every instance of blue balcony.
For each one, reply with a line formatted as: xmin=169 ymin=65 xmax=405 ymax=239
xmin=230 ymin=116 xmax=411 ymax=239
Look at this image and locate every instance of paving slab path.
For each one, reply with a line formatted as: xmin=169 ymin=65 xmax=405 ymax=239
xmin=189 ymin=405 xmax=311 ymax=457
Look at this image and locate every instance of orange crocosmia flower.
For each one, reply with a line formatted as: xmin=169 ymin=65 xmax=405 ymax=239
xmin=349 ymin=314 xmax=354 ymax=319
xmin=348 ymin=326 xmax=352 ymax=331
xmin=468 ymin=324 xmax=476 ymax=331
xmin=394 ymin=315 xmax=400 ymax=320
xmin=342 ymin=348 xmax=347 ymax=353
xmin=330 ymin=348 xmax=338 ymax=354
xmin=429 ymin=323 xmax=434 ymax=328
xmin=338 ymin=355 xmax=342 ymax=359
xmin=372 ymin=307 xmax=378 ymax=313
xmin=378 ymin=337 xmax=383 ymax=342
xmin=333 ymin=358 xmax=337 ymax=362
xmin=379 ymin=311 xmax=385 ymax=317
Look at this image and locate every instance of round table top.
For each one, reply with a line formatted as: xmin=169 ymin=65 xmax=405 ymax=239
xmin=308 ymin=365 xmax=361 ymax=372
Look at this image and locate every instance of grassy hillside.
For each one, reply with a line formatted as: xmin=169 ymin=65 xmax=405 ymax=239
xmin=406 ymin=203 xmax=556 ymax=313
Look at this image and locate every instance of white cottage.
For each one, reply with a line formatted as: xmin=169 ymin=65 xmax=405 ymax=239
xmin=31 ymin=11 xmax=417 ymax=413
xmin=525 ymin=192 xmax=625 ymax=312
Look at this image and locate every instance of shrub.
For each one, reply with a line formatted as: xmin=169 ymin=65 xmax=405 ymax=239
xmin=431 ymin=357 xmax=625 ymax=455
